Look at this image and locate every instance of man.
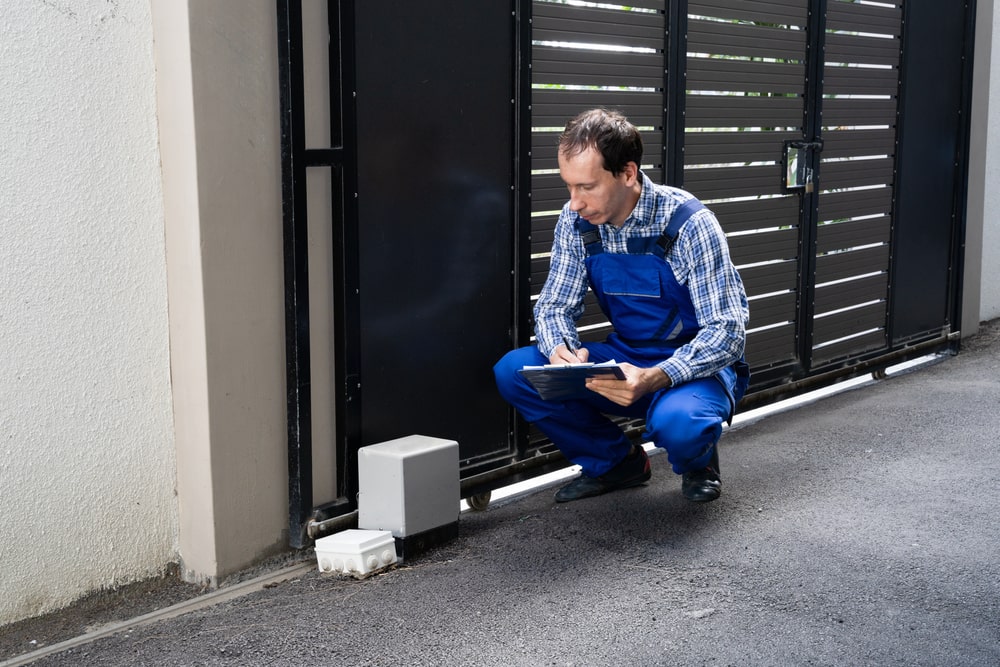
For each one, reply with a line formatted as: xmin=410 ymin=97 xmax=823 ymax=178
xmin=494 ymin=108 xmax=749 ymax=503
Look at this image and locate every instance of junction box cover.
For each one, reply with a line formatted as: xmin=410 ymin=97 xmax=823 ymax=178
xmin=314 ymin=529 xmax=397 ymax=579
xmin=358 ymin=435 xmax=460 ymax=558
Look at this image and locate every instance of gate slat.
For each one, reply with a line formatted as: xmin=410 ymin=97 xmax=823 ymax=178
xmin=823 ymin=97 xmax=897 ymax=127
xmin=688 ymin=18 xmax=807 ymax=60
xmin=533 ymin=3 xmax=664 ymax=51
xmin=815 ymin=245 xmax=891 ymax=284
xmin=689 ymin=0 xmax=808 ymax=25
xmin=685 ymin=94 xmax=804 ymax=128
xmin=685 ymin=130 xmax=800 ymax=165
xmin=822 ymin=129 xmax=895 ymax=160
xmin=816 ymin=217 xmax=891 ymax=254
xmin=814 ymin=274 xmax=888 ymax=313
xmin=748 ymin=291 xmax=797 ymax=329
xmin=820 ymin=157 xmax=894 ymax=191
xmin=825 ymin=32 xmax=901 ymax=67
xmin=746 ymin=324 xmax=796 ymax=368
xmin=811 ymin=330 xmax=887 ymax=365
xmin=739 ymin=260 xmax=798 ymax=297
xmin=728 ymin=227 xmax=799 ymax=266
xmin=818 ymin=187 xmax=892 ymax=223
xmin=533 ymin=45 xmax=664 ymax=89
xmin=711 ymin=196 xmax=801 ymax=234
xmin=684 ymin=164 xmax=784 ymax=199
xmin=813 ymin=302 xmax=887 ymax=345
xmin=531 ymin=89 xmax=664 ymax=129
xmin=687 ymin=58 xmax=806 ymax=95
xmin=824 ymin=65 xmax=900 ymax=96
xmin=827 ymin=0 xmax=902 ymax=38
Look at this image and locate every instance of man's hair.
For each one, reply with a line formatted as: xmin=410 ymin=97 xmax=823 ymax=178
xmin=558 ymin=108 xmax=643 ymax=176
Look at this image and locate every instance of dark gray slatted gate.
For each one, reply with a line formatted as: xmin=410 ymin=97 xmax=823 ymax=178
xmin=278 ymin=0 xmax=974 ymax=543
xmin=530 ymin=0 xmax=972 ymax=402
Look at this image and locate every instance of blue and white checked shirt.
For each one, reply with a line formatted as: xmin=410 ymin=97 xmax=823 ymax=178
xmin=534 ymin=172 xmax=749 ymax=386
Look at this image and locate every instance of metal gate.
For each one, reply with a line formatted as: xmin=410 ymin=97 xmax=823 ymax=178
xmin=530 ymin=0 xmax=973 ymax=402
xmin=278 ymin=0 xmax=975 ymax=545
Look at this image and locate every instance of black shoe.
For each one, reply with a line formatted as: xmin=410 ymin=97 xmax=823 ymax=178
xmin=554 ymin=446 xmax=651 ymax=503
xmin=682 ymin=447 xmax=721 ymax=503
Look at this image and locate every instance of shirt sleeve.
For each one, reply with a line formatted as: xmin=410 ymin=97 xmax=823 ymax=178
xmin=656 ymin=207 xmax=749 ymax=385
xmin=533 ymin=206 xmax=591 ymax=358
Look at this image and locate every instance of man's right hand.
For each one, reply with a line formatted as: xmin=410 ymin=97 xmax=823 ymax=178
xmin=549 ymin=344 xmax=589 ymax=365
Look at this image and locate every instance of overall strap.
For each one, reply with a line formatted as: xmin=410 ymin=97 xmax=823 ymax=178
xmin=654 ymin=198 xmax=705 ymax=257
xmin=576 ymin=218 xmax=604 ymax=256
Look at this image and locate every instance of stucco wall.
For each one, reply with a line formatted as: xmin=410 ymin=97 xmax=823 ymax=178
xmin=0 ymin=1 xmax=177 ymax=624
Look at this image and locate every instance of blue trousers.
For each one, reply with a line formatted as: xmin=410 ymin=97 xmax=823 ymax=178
xmin=493 ymin=342 xmax=735 ymax=478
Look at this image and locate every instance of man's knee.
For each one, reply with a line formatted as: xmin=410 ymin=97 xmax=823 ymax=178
xmin=493 ymin=346 xmax=544 ymax=399
xmin=646 ymin=409 xmax=719 ymax=450
xmin=644 ymin=386 xmax=727 ymax=471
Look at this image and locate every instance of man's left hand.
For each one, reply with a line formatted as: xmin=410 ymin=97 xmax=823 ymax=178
xmin=585 ymin=363 xmax=672 ymax=407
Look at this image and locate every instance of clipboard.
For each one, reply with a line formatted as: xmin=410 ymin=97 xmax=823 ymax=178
xmin=517 ymin=361 xmax=626 ymax=401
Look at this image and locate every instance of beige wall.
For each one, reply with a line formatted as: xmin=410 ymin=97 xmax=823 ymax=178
xmin=980 ymin=0 xmax=1000 ymax=322
xmin=965 ymin=0 xmax=993 ymax=334
xmin=153 ymin=0 xmax=289 ymax=584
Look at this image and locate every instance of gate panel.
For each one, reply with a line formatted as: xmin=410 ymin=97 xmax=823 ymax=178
xmin=685 ymin=2 xmax=810 ymax=379
xmin=811 ymin=0 xmax=903 ymax=366
xmin=891 ymin=0 xmax=971 ymax=342
xmin=352 ymin=2 xmax=515 ymax=468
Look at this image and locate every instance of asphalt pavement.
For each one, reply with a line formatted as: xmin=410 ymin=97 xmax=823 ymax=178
xmin=5 ymin=321 xmax=1000 ymax=667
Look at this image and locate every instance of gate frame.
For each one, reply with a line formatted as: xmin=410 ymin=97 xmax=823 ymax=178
xmin=276 ymin=0 xmax=977 ymax=546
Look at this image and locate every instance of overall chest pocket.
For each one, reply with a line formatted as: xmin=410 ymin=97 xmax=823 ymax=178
xmin=599 ymin=259 xmax=662 ymax=299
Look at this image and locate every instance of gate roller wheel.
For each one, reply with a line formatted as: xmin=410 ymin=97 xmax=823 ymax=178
xmin=466 ymin=492 xmax=491 ymax=512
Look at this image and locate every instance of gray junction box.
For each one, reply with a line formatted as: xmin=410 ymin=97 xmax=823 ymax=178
xmin=357 ymin=435 xmax=460 ymax=559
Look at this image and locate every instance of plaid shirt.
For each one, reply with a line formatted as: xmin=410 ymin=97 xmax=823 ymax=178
xmin=534 ymin=172 xmax=749 ymax=386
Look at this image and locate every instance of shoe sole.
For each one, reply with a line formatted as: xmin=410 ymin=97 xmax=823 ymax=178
xmin=554 ymin=471 xmax=651 ymax=503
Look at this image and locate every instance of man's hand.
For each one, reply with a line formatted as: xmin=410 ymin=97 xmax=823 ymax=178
xmin=585 ymin=363 xmax=672 ymax=407
xmin=549 ymin=343 xmax=589 ymax=365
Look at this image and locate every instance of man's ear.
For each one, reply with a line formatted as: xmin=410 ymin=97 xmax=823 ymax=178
xmin=622 ymin=161 xmax=639 ymax=186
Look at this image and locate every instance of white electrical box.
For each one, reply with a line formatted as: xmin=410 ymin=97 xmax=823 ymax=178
xmin=315 ymin=529 xmax=397 ymax=578
xmin=358 ymin=435 xmax=460 ymax=540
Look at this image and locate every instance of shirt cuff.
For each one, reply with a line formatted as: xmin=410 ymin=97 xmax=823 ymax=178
xmin=656 ymin=359 xmax=688 ymax=387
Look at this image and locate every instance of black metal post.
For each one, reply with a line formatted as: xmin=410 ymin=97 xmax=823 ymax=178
xmin=512 ymin=0 xmax=533 ymax=456
xmin=796 ymin=0 xmax=828 ymax=373
xmin=328 ymin=0 xmax=362 ymax=510
xmin=665 ymin=0 xmax=687 ymax=187
xmin=277 ymin=0 xmax=314 ymax=548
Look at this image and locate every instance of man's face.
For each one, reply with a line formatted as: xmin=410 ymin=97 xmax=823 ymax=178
xmin=557 ymin=146 xmax=638 ymax=227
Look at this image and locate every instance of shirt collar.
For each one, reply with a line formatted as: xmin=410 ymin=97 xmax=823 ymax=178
xmin=620 ymin=171 xmax=658 ymax=231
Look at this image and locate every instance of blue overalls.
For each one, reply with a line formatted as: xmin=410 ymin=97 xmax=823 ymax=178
xmin=494 ymin=198 xmax=748 ymax=478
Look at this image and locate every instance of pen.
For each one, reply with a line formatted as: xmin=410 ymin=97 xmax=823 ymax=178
xmin=563 ymin=335 xmax=578 ymax=357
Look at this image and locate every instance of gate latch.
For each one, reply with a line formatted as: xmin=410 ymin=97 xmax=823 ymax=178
xmin=782 ymin=139 xmax=824 ymax=193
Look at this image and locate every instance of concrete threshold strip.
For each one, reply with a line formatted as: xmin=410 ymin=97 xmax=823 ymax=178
xmin=0 ymin=561 xmax=316 ymax=667
xmin=4 ymin=353 xmax=945 ymax=666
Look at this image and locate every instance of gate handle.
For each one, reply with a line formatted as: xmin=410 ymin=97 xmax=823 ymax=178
xmin=782 ymin=139 xmax=824 ymax=193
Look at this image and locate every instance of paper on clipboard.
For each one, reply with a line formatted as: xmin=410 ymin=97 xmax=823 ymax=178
xmin=517 ymin=360 xmax=626 ymax=401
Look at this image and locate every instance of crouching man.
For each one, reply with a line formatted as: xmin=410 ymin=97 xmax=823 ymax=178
xmin=494 ymin=108 xmax=750 ymax=503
